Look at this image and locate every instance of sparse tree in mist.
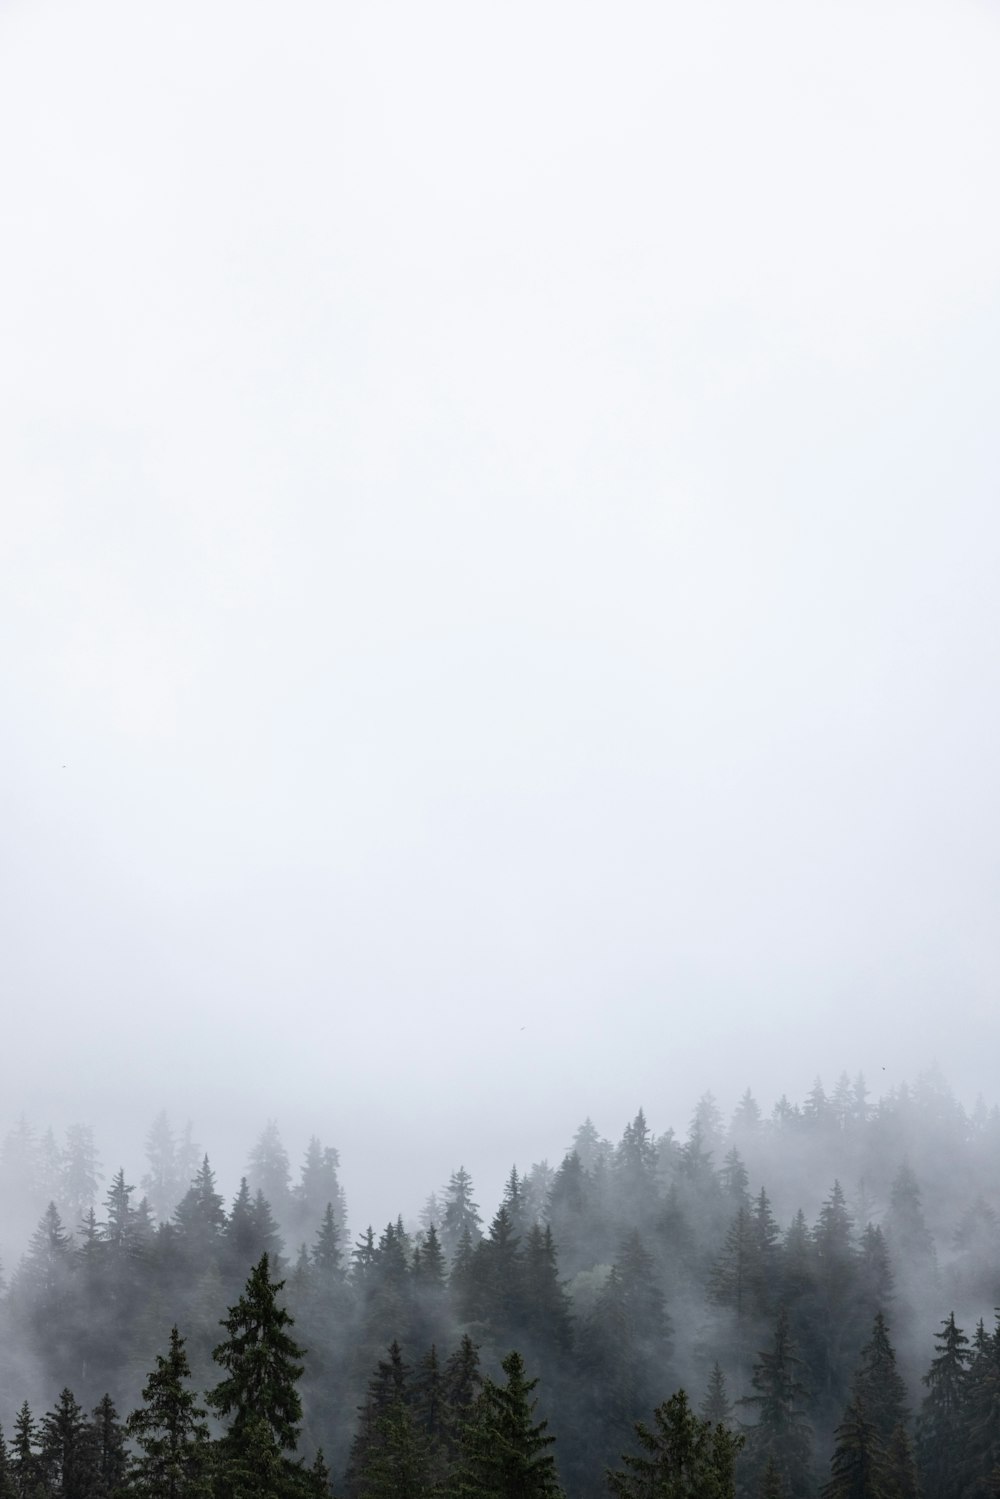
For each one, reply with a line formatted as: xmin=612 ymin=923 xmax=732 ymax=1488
xmin=292 ymin=1140 xmax=347 ymax=1248
xmin=738 ymin=1310 xmax=813 ymax=1499
xmin=441 ymin=1168 xmax=482 ymax=1262
xmin=700 ymin=1365 xmax=732 ymax=1429
xmin=310 ymin=1204 xmax=343 ymax=1281
xmin=246 ymin=1124 xmax=292 ymax=1236
xmin=61 ymin=1127 xmax=101 ymax=1232
xmin=142 ymin=1114 xmax=183 ymax=1227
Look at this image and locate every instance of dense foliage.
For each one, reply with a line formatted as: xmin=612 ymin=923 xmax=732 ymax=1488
xmin=0 ymin=1071 xmax=998 ymax=1498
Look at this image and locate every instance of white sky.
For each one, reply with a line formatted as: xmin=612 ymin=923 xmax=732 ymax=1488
xmin=2 ymin=0 xmax=999 ymax=1232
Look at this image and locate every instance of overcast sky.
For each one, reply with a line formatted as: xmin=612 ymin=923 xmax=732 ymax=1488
xmin=2 ymin=0 xmax=999 ymax=1234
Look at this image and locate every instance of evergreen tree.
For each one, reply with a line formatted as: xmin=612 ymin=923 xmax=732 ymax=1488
xmin=961 ymin=1310 xmax=1000 ymax=1499
xmin=852 ymin=1314 xmax=909 ymax=1444
xmin=521 ymin=1225 xmax=573 ymax=1365
xmin=126 ymin=1327 xmax=211 ymax=1499
xmin=608 ymin=1388 xmax=743 ymax=1499
xmin=916 ymin=1312 xmax=970 ymax=1499
xmin=822 ymin=1399 xmax=889 ymax=1499
xmin=440 ymin=1336 xmax=482 ymax=1464
xmin=344 ymin=1343 xmax=411 ymax=1499
xmin=10 ymin=1403 xmax=45 ymax=1499
xmin=61 ymin=1126 xmax=102 ymax=1231
xmin=700 ymin=1366 xmax=732 ymax=1428
xmin=441 ymin=1169 xmax=482 ymax=1262
xmin=738 ymin=1310 xmax=813 ymax=1499
xmin=246 ymin=1124 xmax=292 ymax=1234
xmin=142 ymin=1113 xmax=181 ymax=1226
xmin=0 ymin=1429 xmax=15 ymax=1499
xmin=207 ymin=1253 xmax=306 ymax=1496
xmin=173 ymin=1158 xmax=226 ymax=1263
xmin=454 ymin=1351 xmax=563 ymax=1499
xmin=89 ymin=1398 xmax=127 ymax=1499
xmin=311 ymin=1205 xmax=343 ymax=1281
xmin=40 ymin=1390 xmax=94 ymax=1499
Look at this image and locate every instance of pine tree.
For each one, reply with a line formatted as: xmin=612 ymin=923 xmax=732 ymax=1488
xmin=454 ymin=1351 xmax=563 ymax=1499
xmin=700 ymin=1365 xmax=732 ymax=1428
xmin=173 ymin=1158 xmax=226 ymax=1263
xmin=738 ymin=1310 xmax=813 ymax=1499
xmin=142 ymin=1112 xmax=181 ymax=1226
xmin=207 ymin=1253 xmax=306 ymax=1496
xmin=607 ymin=1387 xmax=743 ymax=1499
xmin=440 ymin=1336 xmax=482 ymax=1464
xmin=822 ymin=1399 xmax=890 ymax=1499
xmin=40 ymin=1390 xmax=94 ymax=1499
xmin=126 ymin=1327 xmax=211 ymax=1499
xmin=852 ymin=1314 xmax=909 ymax=1443
xmin=246 ymin=1124 xmax=292 ymax=1234
xmin=441 ymin=1169 xmax=482 ymax=1262
xmin=89 ymin=1397 xmax=127 ymax=1499
xmin=311 ymin=1205 xmax=343 ymax=1281
xmin=916 ymin=1312 xmax=970 ymax=1499
xmin=0 ymin=1429 xmax=16 ymax=1499
xmin=521 ymin=1225 xmax=573 ymax=1364
xmin=10 ymin=1403 xmax=45 ymax=1499
xmin=961 ymin=1310 xmax=1000 ymax=1499
xmin=344 ymin=1343 xmax=412 ymax=1499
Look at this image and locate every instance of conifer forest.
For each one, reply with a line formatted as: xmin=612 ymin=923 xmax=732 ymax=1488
xmin=0 ymin=1071 xmax=998 ymax=1499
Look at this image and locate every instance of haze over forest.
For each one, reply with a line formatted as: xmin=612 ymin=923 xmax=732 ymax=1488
xmin=2 ymin=2 xmax=1000 ymax=1492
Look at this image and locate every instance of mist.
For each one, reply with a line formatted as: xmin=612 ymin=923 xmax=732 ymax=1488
xmin=2 ymin=0 xmax=999 ymax=1385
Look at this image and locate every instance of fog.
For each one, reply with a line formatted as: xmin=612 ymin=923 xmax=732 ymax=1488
xmin=2 ymin=0 xmax=999 ymax=1235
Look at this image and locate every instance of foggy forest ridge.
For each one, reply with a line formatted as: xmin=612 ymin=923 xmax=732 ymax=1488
xmin=2 ymin=1063 xmax=995 ymax=1263
xmin=2 ymin=1061 xmax=999 ymax=1496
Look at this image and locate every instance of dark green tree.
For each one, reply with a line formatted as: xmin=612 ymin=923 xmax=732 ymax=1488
xmin=916 ymin=1312 xmax=969 ymax=1499
xmin=89 ymin=1397 xmax=127 ymax=1499
xmin=454 ymin=1350 xmax=563 ymax=1499
xmin=608 ymin=1388 xmax=743 ymax=1499
xmin=207 ymin=1253 xmax=306 ymax=1496
xmin=822 ymin=1400 xmax=889 ymax=1499
xmin=852 ymin=1315 xmax=909 ymax=1444
xmin=125 ymin=1327 xmax=210 ymax=1499
xmin=10 ymin=1403 xmax=45 ymax=1499
xmin=40 ymin=1390 xmax=94 ymax=1499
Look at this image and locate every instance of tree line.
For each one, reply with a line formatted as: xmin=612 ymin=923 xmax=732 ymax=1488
xmin=0 ymin=1071 xmax=997 ymax=1497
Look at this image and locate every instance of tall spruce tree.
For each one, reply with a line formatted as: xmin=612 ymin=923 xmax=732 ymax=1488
xmin=738 ymin=1310 xmax=813 ymax=1499
xmin=916 ymin=1312 xmax=970 ymax=1499
xmin=454 ymin=1350 xmax=563 ymax=1499
xmin=608 ymin=1388 xmax=743 ymax=1499
xmin=126 ymin=1327 xmax=210 ymax=1499
xmin=207 ymin=1254 xmax=305 ymax=1498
